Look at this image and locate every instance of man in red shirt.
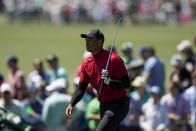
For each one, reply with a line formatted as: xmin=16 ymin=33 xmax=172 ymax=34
xmin=65 ymin=29 xmax=130 ymax=131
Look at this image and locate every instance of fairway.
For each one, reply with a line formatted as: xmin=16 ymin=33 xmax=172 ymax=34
xmin=0 ymin=19 xmax=196 ymax=92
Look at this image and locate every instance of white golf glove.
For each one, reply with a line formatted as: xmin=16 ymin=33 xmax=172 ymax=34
xmin=101 ymin=69 xmax=110 ymax=85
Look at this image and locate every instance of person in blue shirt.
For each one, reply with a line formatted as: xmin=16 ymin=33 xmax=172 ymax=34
xmin=46 ymin=54 xmax=69 ymax=88
xmin=21 ymin=86 xmax=45 ymax=130
xmin=141 ymin=47 xmax=165 ymax=93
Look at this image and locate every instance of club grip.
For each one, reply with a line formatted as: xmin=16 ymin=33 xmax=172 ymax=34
xmin=99 ymin=79 xmax=104 ymax=94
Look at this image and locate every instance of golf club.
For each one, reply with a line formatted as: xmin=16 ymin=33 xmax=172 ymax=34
xmin=99 ymin=11 xmax=122 ymax=94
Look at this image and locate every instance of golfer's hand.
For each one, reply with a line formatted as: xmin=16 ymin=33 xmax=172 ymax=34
xmin=65 ymin=104 xmax=73 ymax=119
xmin=101 ymin=69 xmax=110 ymax=85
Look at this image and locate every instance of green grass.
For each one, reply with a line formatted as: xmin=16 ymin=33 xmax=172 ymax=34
xmin=0 ymin=15 xmax=196 ymax=93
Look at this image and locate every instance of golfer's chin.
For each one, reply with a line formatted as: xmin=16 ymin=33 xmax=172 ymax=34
xmin=86 ymin=47 xmax=98 ymax=55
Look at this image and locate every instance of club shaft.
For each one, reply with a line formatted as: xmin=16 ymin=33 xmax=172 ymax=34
xmin=105 ymin=18 xmax=121 ymax=70
xmin=99 ymin=16 xmax=122 ymax=94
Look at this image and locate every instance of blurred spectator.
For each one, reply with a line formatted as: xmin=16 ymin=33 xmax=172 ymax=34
xmin=1 ymin=0 xmax=196 ymax=24
xmin=0 ymin=83 xmax=24 ymax=118
xmin=3 ymin=0 xmax=17 ymax=23
xmin=126 ymin=59 xmax=144 ymax=82
xmin=131 ymin=76 xmax=149 ymax=105
xmin=21 ymin=86 xmax=45 ymax=130
xmin=127 ymin=0 xmax=139 ymax=24
xmin=161 ymin=82 xmax=191 ymax=131
xmin=170 ymin=54 xmax=192 ymax=92
xmin=120 ymin=76 xmax=147 ymax=131
xmin=177 ymin=40 xmax=196 ymax=73
xmin=191 ymin=2 xmax=196 ymax=19
xmin=0 ymin=72 xmax=3 ymax=86
xmin=28 ymin=74 xmax=48 ymax=103
xmin=85 ymin=97 xmax=100 ymax=131
xmin=175 ymin=0 xmax=182 ymax=23
xmin=180 ymin=0 xmax=192 ymax=24
xmin=142 ymin=47 xmax=165 ymax=93
xmin=47 ymin=54 xmax=69 ymax=88
xmin=107 ymin=45 xmax=117 ymax=54
xmin=44 ymin=0 xmax=64 ymax=24
xmin=42 ymin=78 xmax=73 ymax=131
xmin=140 ymin=86 xmax=169 ymax=131
xmin=138 ymin=45 xmax=149 ymax=61
xmin=18 ymin=0 xmax=36 ymax=22
xmin=0 ymin=0 xmax=4 ymax=12
xmin=121 ymin=42 xmax=135 ymax=65
xmin=160 ymin=0 xmax=176 ymax=24
xmin=32 ymin=0 xmax=45 ymax=21
xmin=183 ymin=72 xmax=196 ymax=130
xmin=6 ymin=55 xmax=26 ymax=101
xmin=28 ymin=58 xmax=50 ymax=88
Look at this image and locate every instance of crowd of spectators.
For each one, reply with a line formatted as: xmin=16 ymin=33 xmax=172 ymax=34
xmin=1 ymin=36 xmax=196 ymax=131
xmin=0 ymin=0 xmax=196 ymax=25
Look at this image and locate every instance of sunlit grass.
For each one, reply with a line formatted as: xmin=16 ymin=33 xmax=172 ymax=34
xmin=0 ymin=14 xmax=196 ymax=93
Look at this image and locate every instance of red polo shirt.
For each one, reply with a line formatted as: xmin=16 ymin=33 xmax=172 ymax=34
xmin=80 ymin=49 xmax=128 ymax=103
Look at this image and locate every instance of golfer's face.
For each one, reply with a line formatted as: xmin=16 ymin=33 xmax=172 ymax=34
xmin=85 ymin=37 xmax=98 ymax=52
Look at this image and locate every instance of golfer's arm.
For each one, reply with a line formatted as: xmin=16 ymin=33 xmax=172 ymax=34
xmin=109 ymin=75 xmax=130 ymax=89
xmin=70 ymin=82 xmax=87 ymax=107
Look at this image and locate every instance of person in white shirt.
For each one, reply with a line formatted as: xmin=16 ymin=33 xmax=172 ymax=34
xmin=0 ymin=83 xmax=24 ymax=118
xmin=140 ymin=86 xmax=169 ymax=131
xmin=183 ymin=72 xmax=196 ymax=130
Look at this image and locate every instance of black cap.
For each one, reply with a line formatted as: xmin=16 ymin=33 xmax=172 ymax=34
xmin=47 ymin=54 xmax=58 ymax=62
xmin=6 ymin=55 xmax=18 ymax=64
xmin=81 ymin=29 xmax=104 ymax=41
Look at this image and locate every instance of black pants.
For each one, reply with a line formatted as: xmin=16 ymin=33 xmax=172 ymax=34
xmin=96 ymin=96 xmax=130 ymax=131
xmin=119 ymin=125 xmax=141 ymax=131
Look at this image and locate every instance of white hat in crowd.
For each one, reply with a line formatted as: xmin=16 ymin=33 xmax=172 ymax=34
xmin=0 ymin=83 xmax=11 ymax=93
xmin=177 ymin=40 xmax=192 ymax=51
xmin=121 ymin=42 xmax=133 ymax=51
xmin=170 ymin=54 xmax=183 ymax=66
xmin=150 ymin=86 xmax=161 ymax=95
xmin=46 ymin=78 xmax=66 ymax=92
xmin=131 ymin=76 xmax=147 ymax=87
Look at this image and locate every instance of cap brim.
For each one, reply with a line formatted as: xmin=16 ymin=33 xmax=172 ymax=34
xmin=81 ymin=34 xmax=87 ymax=38
xmin=80 ymin=34 xmax=95 ymax=38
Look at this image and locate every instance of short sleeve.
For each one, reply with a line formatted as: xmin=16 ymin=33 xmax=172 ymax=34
xmin=143 ymin=59 xmax=155 ymax=74
xmin=80 ymin=62 xmax=90 ymax=84
xmin=111 ymin=56 xmax=128 ymax=79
